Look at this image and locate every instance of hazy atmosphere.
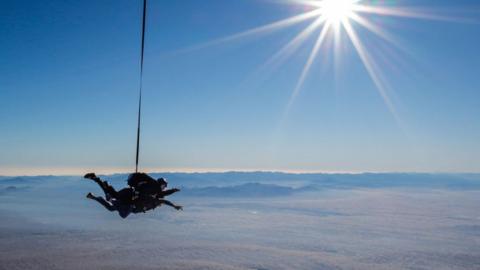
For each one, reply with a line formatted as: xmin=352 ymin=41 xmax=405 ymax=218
xmin=1 ymin=172 xmax=480 ymax=269
xmin=1 ymin=0 xmax=480 ymax=269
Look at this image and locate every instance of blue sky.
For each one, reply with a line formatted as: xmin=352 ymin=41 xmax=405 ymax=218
xmin=1 ymin=0 xmax=479 ymax=175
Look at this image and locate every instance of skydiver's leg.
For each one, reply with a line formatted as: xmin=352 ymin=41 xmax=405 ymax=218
xmin=110 ymin=189 xmax=134 ymax=219
xmin=84 ymin=173 xmax=118 ymax=200
xmin=86 ymin=193 xmax=116 ymax=211
xmin=115 ymin=204 xmax=131 ymax=219
xmin=158 ymin=199 xmax=183 ymax=211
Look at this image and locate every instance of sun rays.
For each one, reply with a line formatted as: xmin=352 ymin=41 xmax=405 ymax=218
xmin=278 ymin=0 xmax=437 ymax=121
xmin=183 ymin=0 xmax=467 ymax=127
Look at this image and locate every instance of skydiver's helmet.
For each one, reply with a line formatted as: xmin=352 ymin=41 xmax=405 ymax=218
xmin=157 ymin=178 xmax=168 ymax=190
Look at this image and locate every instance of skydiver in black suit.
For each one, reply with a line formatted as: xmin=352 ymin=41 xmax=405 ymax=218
xmin=84 ymin=173 xmax=182 ymax=218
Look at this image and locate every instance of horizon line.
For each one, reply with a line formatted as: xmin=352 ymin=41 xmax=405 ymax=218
xmin=0 ymin=166 xmax=479 ymax=177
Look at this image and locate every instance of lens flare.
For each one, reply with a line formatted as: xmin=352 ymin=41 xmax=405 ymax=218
xmin=186 ymin=0 xmax=464 ymax=128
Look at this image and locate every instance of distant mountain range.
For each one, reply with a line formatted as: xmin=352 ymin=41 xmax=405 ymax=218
xmin=181 ymin=182 xmax=301 ymax=197
xmin=137 ymin=172 xmax=480 ymax=190
xmin=1 ymin=172 xmax=480 ymax=198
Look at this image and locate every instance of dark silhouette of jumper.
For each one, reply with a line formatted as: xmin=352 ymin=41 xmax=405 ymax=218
xmin=84 ymin=173 xmax=182 ymax=218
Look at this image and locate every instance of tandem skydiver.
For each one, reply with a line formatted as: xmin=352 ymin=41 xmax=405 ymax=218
xmin=127 ymin=172 xmax=180 ymax=198
xmin=84 ymin=173 xmax=182 ymax=218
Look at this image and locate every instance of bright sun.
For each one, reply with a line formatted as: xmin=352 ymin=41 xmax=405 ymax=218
xmin=319 ymin=0 xmax=357 ymax=24
xmin=199 ymin=0 xmax=446 ymax=125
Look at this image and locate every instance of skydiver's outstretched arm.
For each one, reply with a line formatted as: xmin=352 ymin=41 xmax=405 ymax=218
xmin=158 ymin=199 xmax=183 ymax=211
xmin=160 ymin=188 xmax=180 ymax=197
